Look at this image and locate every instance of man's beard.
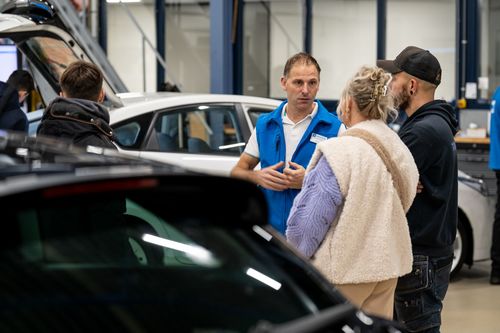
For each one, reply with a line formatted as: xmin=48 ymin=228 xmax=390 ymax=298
xmin=392 ymin=89 xmax=410 ymax=111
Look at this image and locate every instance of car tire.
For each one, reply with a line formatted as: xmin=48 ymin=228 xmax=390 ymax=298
xmin=451 ymin=216 xmax=469 ymax=280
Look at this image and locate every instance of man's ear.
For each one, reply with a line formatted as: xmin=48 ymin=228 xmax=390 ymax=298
xmin=409 ymin=78 xmax=417 ymax=94
xmin=98 ymin=88 xmax=105 ymax=103
xmin=280 ymin=76 xmax=287 ymax=91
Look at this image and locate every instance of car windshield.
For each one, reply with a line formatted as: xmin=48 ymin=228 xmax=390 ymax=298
xmin=7 ymin=34 xmax=118 ymax=107
xmin=23 ymin=36 xmax=78 ymax=82
xmin=0 ymin=174 xmax=341 ymax=332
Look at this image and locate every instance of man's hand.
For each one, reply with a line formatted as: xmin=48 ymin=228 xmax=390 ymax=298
xmin=417 ymin=181 xmax=424 ymax=193
xmin=255 ymin=161 xmax=290 ymax=191
xmin=233 ymin=154 xmax=289 ymax=190
xmin=283 ymin=161 xmax=306 ymax=189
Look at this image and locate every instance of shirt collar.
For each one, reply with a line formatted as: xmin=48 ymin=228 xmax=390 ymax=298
xmin=282 ymin=102 xmax=318 ymax=125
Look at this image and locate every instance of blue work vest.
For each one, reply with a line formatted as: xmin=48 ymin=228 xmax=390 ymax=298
xmin=490 ymin=87 xmax=500 ymax=170
xmin=256 ymin=100 xmax=342 ymax=234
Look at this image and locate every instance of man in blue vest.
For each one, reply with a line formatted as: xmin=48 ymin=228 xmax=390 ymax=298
xmin=231 ymin=52 xmax=342 ymax=234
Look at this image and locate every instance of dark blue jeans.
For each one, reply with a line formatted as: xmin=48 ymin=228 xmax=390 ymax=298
xmin=394 ymin=254 xmax=453 ymax=333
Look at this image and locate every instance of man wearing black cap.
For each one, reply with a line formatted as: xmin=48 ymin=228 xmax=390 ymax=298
xmin=378 ymin=46 xmax=459 ymax=332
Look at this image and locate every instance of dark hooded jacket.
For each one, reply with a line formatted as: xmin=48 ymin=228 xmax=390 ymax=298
xmin=0 ymin=81 xmax=28 ymax=132
xmin=37 ymin=97 xmax=116 ymax=149
xmin=398 ymin=100 xmax=459 ymax=258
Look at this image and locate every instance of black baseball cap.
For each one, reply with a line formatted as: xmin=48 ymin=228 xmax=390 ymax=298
xmin=377 ymin=46 xmax=442 ymax=86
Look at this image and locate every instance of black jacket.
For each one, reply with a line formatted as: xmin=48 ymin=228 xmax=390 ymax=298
xmin=398 ymin=100 xmax=459 ymax=257
xmin=37 ymin=97 xmax=116 ymax=149
xmin=0 ymin=81 xmax=28 ymax=132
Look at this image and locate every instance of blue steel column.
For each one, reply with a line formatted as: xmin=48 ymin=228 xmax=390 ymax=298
xmin=155 ymin=0 xmax=166 ymax=91
xmin=210 ymin=0 xmax=234 ymax=94
xmin=465 ymin=0 xmax=479 ymax=95
xmin=456 ymin=0 xmax=463 ymax=100
xmin=98 ymin=0 xmax=107 ymax=54
xmin=376 ymin=0 xmax=386 ymax=60
xmin=233 ymin=0 xmax=243 ymax=95
xmin=457 ymin=0 xmax=479 ymax=103
xmin=304 ymin=0 xmax=312 ymax=53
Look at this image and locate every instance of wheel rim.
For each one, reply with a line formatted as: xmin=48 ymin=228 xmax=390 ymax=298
xmin=452 ymin=229 xmax=463 ymax=273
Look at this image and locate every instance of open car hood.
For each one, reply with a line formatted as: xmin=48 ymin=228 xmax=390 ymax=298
xmin=0 ymin=1 xmax=126 ymax=108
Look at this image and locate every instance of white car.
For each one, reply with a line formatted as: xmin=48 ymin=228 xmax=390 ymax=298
xmin=1 ymin=5 xmax=492 ymax=279
xmin=110 ymin=93 xmax=279 ymax=175
xmin=456 ymin=172 xmax=496 ymax=277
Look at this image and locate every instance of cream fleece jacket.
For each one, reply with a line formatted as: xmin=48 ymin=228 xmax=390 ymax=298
xmin=308 ymin=119 xmax=419 ymax=284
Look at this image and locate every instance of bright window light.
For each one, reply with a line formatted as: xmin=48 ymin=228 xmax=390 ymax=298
xmin=246 ymin=268 xmax=281 ymax=290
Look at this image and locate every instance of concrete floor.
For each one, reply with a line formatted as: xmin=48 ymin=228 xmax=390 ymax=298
xmin=441 ymin=260 xmax=500 ymax=333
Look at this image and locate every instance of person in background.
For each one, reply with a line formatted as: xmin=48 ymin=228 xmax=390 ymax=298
xmin=0 ymin=69 xmax=34 ymax=132
xmin=378 ymin=46 xmax=458 ymax=332
xmin=286 ymin=66 xmax=418 ymax=319
xmin=231 ymin=52 xmax=342 ymax=234
xmin=37 ymin=60 xmax=116 ymax=149
xmin=488 ymin=86 xmax=500 ymax=285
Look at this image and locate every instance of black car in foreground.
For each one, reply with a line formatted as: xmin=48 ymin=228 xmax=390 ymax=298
xmin=0 ymin=131 xmax=403 ymax=332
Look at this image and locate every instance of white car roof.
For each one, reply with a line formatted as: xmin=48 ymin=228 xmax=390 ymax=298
xmin=0 ymin=13 xmax=36 ymax=32
xmin=110 ymin=93 xmax=282 ymax=124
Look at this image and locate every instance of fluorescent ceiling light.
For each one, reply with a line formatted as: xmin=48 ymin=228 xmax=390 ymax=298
xmin=142 ymin=234 xmax=212 ymax=261
xmin=246 ymin=268 xmax=281 ymax=290
xmin=106 ymin=0 xmax=142 ymax=3
xmin=252 ymin=225 xmax=272 ymax=241
xmin=218 ymin=142 xmax=245 ymax=150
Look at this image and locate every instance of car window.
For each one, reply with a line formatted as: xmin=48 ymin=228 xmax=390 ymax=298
xmin=247 ymin=107 xmax=272 ymax=127
xmin=112 ymin=112 xmax=154 ymax=149
xmin=149 ymin=105 xmax=245 ymax=155
xmin=28 ymin=118 xmax=41 ymax=137
xmin=0 ymin=176 xmax=341 ymax=331
xmin=23 ymin=37 xmax=80 ymax=89
xmin=114 ymin=122 xmax=141 ymax=146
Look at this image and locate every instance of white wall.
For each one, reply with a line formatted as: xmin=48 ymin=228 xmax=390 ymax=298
xmin=269 ymin=1 xmax=303 ymax=98
xmin=104 ymin=1 xmax=456 ymax=101
xmin=387 ymin=0 xmax=456 ymax=101
xmin=107 ymin=3 xmax=157 ymax=92
xmin=312 ymin=0 xmax=377 ymax=100
xmin=243 ymin=3 xmax=271 ymax=97
xmin=107 ymin=3 xmax=210 ymax=93
xmin=165 ymin=4 xmax=210 ymax=93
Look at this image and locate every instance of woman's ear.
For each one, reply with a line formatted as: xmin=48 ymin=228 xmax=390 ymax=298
xmin=347 ymin=95 xmax=354 ymax=110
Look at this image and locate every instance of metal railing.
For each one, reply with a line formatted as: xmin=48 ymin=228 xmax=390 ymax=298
xmin=116 ymin=1 xmax=181 ymax=92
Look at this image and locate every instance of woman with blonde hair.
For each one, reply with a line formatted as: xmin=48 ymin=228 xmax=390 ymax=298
xmin=286 ymin=66 xmax=419 ymax=319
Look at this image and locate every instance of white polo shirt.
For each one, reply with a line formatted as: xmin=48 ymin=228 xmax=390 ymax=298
xmin=244 ymin=103 xmax=319 ymax=164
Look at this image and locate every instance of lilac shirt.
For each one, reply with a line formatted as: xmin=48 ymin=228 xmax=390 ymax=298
xmin=286 ymin=156 xmax=343 ymax=258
